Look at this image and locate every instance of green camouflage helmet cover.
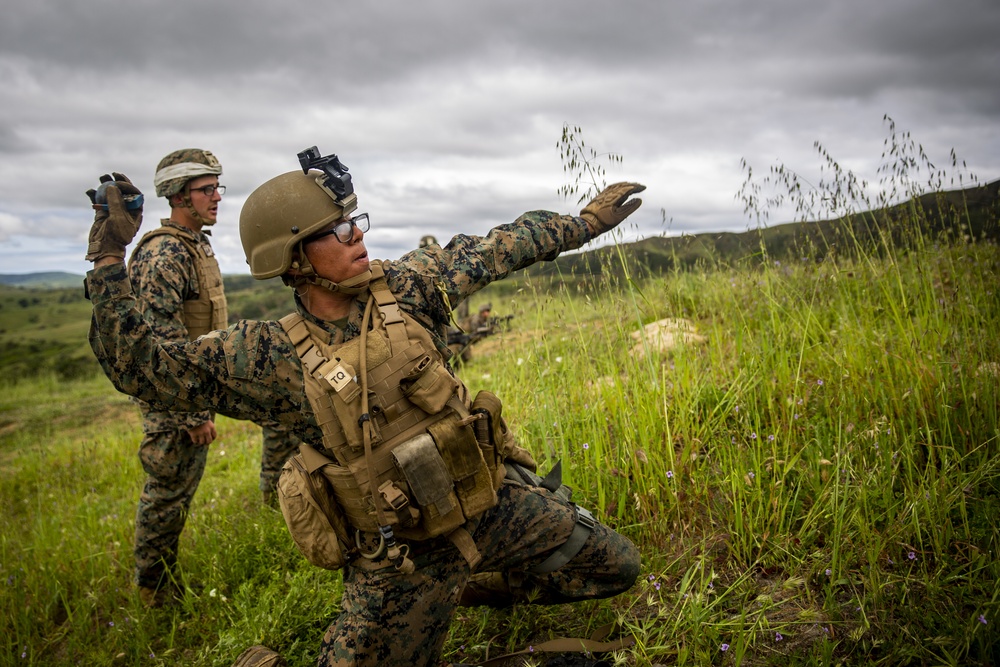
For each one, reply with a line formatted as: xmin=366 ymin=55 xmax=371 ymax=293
xmin=154 ymin=148 xmax=223 ymax=198
xmin=240 ymin=170 xmax=358 ymax=280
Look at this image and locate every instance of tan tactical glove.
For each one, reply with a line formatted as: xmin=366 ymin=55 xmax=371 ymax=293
xmin=85 ymin=173 xmax=144 ymax=262
xmin=579 ymin=182 xmax=646 ymax=236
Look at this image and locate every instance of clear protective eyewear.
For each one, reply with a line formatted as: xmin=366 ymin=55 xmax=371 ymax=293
xmin=307 ymin=212 xmax=370 ymax=243
xmin=189 ymin=184 xmax=226 ymax=197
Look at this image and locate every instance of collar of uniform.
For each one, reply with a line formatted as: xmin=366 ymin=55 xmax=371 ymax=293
xmin=159 ymin=218 xmax=209 ymax=240
xmin=293 ymin=292 xmax=356 ymax=345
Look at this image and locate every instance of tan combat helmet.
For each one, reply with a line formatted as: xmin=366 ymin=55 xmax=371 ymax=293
xmin=239 ymin=170 xmax=364 ymax=293
xmin=154 ymin=148 xmax=223 ymax=226
xmin=419 ymin=235 xmax=438 ymax=248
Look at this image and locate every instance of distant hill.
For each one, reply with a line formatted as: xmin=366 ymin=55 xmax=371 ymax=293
xmin=0 ymin=272 xmax=84 ymax=289
xmin=519 ymin=178 xmax=1000 ymax=282
xmin=6 ymin=178 xmax=998 ymax=298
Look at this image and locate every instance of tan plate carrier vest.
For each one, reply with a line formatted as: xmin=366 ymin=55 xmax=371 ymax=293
xmin=279 ymin=261 xmax=514 ymax=572
xmin=133 ymin=224 xmax=228 ymax=338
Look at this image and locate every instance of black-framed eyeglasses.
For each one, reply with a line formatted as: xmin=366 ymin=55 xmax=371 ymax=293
xmin=307 ymin=213 xmax=370 ymax=244
xmin=189 ymin=184 xmax=226 ymax=197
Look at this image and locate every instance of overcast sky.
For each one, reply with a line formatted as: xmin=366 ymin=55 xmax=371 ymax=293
xmin=2 ymin=0 xmax=998 ymax=276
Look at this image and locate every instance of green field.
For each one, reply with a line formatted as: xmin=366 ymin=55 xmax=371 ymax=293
xmin=2 ymin=141 xmax=999 ymax=665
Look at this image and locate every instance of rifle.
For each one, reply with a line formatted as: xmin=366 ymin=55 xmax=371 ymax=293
xmin=486 ymin=314 xmax=515 ymax=334
xmin=447 ymin=329 xmax=471 ymax=347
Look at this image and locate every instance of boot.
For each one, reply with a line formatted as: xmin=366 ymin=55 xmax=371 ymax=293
xmin=138 ymin=581 xmax=182 ymax=609
xmin=232 ymin=645 xmax=286 ymax=667
xmin=459 ymin=571 xmax=515 ymax=608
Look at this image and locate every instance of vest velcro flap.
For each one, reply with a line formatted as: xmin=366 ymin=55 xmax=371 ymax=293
xmin=428 ymin=418 xmax=481 ymax=480
xmin=428 ymin=419 xmax=497 ymax=517
xmin=392 ymin=434 xmax=454 ymax=517
xmin=400 ymin=355 xmax=460 ymax=414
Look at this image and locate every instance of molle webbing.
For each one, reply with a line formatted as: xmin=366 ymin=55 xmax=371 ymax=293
xmin=134 ymin=225 xmax=228 ymax=338
xmin=279 ymin=264 xmax=501 ymax=569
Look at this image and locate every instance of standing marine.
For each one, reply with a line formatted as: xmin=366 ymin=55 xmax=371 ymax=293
xmin=84 ymin=147 xmax=645 ymax=665
xmin=110 ymin=149 xmax=299 ymax=607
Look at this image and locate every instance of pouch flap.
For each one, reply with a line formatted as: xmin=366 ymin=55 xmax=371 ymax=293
xmin=392 ymin=434 xmax=455 ymax=516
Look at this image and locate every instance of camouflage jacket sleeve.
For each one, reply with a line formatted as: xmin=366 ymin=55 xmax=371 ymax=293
xmin=128 ymin=230 xmax=212 ymax=430
xmin=87 ymin=263 xmax=320 ymax=443
xmin=384 ymin=210 xmax=593 ymax=345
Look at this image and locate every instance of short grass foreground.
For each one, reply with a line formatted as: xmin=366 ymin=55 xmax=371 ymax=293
xmin=2 ymin=232 xmax=999 ymax=665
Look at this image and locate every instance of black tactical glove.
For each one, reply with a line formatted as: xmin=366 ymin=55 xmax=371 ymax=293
xmin=579 ymin=182 xmax=646 ymax=236
xmin=85 ymin=173 xmax=144 ymax=262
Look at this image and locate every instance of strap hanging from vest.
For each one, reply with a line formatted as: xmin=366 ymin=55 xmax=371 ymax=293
xmin=475 ymin=623 xmax=635 ymax=666
xmin=358 ymin=293 xmax=415 ymax=575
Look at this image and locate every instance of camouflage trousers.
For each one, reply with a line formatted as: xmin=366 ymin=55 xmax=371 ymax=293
xmin=317 ymin=480 xmax=641 ymax=667
xmin=134 ymin=428 xmax=207 ymax=588
xmin=258 ymin=421 xmax=300 ymax=494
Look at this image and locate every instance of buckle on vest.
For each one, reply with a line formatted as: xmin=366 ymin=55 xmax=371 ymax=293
xmin=575 ymin=505 xmax=597 ymax=530
xmin=378 ymin=480 xmax=409 ymax=512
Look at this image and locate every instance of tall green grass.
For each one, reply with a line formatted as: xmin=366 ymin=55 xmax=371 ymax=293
xmin=2 ymin=128 xmax=998 ymax=664
xmin=454 ymin=234 xmax=999 ymax=665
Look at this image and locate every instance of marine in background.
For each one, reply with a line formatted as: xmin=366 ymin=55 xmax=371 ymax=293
xmin=111 ymin=149 xmax=299 ymax=607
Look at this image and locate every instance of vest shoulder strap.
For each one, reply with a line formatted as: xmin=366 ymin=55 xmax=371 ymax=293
xmin=136 ymin=224 xmax=198 ymax=252
xmin=279 ymin=312 xmax=329 ymax=378
xmin=366 ymin=261 xmax=408 ymax=353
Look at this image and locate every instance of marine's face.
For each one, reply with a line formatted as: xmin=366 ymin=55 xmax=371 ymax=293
xmin=184 ymin=175 xmax=222 ymax=224
xmin=303 ymin=217 xmax=370 ymax=283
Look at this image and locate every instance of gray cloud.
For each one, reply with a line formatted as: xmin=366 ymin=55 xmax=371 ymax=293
xmin=1 ymin=0 xmax=998 ymax=275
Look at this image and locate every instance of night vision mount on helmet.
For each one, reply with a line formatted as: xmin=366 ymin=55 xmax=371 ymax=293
xmin=297 ymin=146 xmax=353 ymax=201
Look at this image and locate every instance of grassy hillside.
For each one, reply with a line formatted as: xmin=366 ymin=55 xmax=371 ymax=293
xmin=0 ymin=272 xmax=84 ymax=289
xmin=0 ymin=284 xmax=96 ymax=381
xmin=520 ymin=178 xmax=1000 ymax=283
xmin=2 ymin=211 xmax=998 ymax=665
xmin=2 ymin=140 xmax=999 ymax=665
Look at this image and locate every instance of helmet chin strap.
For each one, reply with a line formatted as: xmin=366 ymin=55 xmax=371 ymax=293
xmin=181 ymin=192 xmax=216 ymax=227
xmin=282 ymin=253 xmax=372 ymax=296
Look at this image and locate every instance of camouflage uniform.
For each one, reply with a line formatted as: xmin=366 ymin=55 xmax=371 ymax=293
xmin=90 ymin=211 xmax=640 ymax=666
xmin=127 ymin=220 xmax=218 ymax=590
xmin=127 ymin=221 xmax=299 ymax=588
xmin=259 ymin=421 xmax=300 ymax=499
xmin=467 ymin=305 xmax=491 ymax=337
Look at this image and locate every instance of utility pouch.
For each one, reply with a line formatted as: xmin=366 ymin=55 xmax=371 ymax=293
xmin=315 ymin=358 xmax=361 ymax=404
xmin=392 ymin=433 xmax=466 ymax=537
xmin=428 ymin=418 xmax=497 ymax=517
xmin=276 ymin=447 xmax=352 ymax=571
xmin=470 ymin=390 xmax=507 ymax=486
xmin=400 ymin=354 xmax=460 ymax=414
xmin=320 ymin=463 xmax=409 ymax=533
xmin=327 ymin=390 xmax=366 ymax=451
